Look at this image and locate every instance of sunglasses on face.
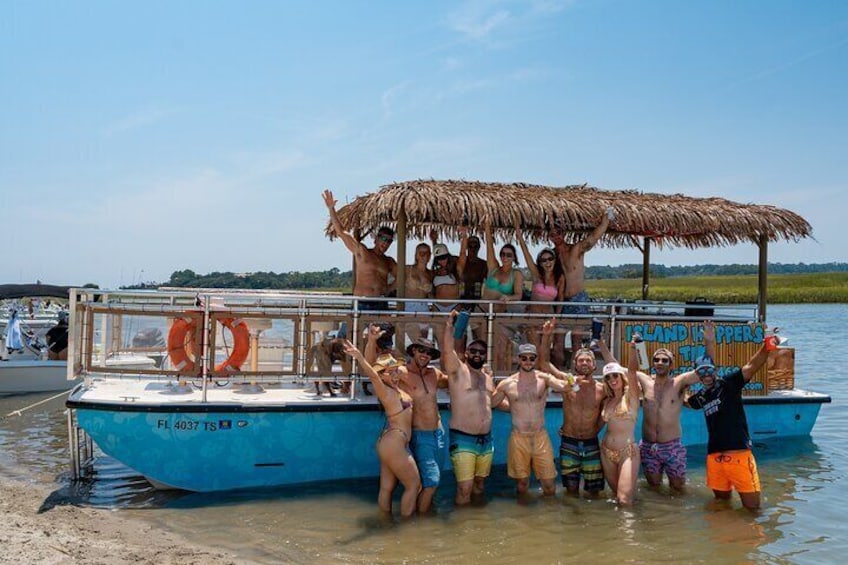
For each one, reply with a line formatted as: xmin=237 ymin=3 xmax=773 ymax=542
xmin=378 ymin=235 xmax=393 ymax=244
xmin=518 ymin=355 xmax=537 ymax=362
xmin=653 ymin=357 xmax=671 ymax=364
xmin=412 ymin=347 xmax=432 ymax=356
xmin=605 ymin=374 xmax=621 ymax=381
xmin=500 ymin=252 xmax=514 ymax=259
xmin=696 ymin=366 xmax=715 ymax=377
xmin=467 ymin=348 xmax=487 ymax=356
xmin=540 ymin=257 xmax=555 ymax=264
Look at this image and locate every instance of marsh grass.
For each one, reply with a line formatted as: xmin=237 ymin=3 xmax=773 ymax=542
xmin=586 ymin=272 xmax=848 ymax=304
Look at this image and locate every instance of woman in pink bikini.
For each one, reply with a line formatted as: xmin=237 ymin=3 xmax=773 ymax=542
xmin=343 ymin=343 xmax=421 ymax=517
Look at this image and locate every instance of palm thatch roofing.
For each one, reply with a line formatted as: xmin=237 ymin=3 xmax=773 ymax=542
xmin=326 ymin=179 xmax=812 ymax=249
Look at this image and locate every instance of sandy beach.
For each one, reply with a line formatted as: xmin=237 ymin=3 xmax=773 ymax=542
xmin=0 ymin=474 xmax=248 ymax=564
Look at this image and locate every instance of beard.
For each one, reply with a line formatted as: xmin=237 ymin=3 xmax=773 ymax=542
xmin=467 ymin=357 xmax=485 ymax=370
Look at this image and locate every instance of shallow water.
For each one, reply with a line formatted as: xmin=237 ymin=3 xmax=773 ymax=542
xmin=2 ymin=304 xmax=845 ymax=563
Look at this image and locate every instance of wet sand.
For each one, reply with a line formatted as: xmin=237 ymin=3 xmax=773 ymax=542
xmin=0 ymin=474 xmax=249 ymax=564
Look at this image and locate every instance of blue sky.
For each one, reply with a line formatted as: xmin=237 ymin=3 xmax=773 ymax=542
xmin=2 ymin=1 xmax=846 ymax=287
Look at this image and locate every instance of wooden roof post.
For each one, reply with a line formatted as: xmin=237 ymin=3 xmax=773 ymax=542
xmin=758 ymin=233 xmax=768 ymax=322
xmin=642 ymin=237 xmax=652 ymax=300
xmin=352 ymin=228 xmax=361 ymax=291
xmin=396 ymin=206 xmax=407 ymax=311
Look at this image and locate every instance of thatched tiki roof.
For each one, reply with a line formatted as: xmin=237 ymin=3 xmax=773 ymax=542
xmin=325 ymin=179 xmax=812 ymax=320
xmin=325 ymin=179 xmax=812 ymax=249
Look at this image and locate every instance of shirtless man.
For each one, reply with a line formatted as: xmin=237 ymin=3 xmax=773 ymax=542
xmin=460 ymin=233 xmax=488 ymax=302
xmin=540 ymin=319 xmax=606 ymax=497
xmin=366 ymin=327 xmax=448 ymax=513
xmin=491 ymin=343 xmax=571 ymax=496
xmin=634 ymin=321 xmax=715 ymax=490
xmin=323 ymin=189 xmax=397 ymax=309
xmin=442 ymin=310 xmax=497 ymax=505
xmin=551 ymin=207 xmax=614 ymax=314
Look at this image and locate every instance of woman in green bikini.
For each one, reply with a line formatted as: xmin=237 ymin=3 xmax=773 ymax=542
xmin=482 ymin=221 xmax=524 ymax=370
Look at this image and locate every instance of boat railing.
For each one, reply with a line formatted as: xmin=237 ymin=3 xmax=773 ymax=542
xmin=67 ymin=288 xmax=776 ymax=398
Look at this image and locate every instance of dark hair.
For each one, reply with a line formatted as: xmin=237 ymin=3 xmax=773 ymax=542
xmin=535 ymin=248 xmax=563 ymax=284
xmin=376 ymin=322 xmax=395 ymax=350
xmin=500 ymin=243 xmax=519 ymax=266
xmin=377 ymin=226 xmax=395 ymax=238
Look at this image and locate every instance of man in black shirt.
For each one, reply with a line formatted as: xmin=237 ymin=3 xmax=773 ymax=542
xmin=686 ymin=341 xmax=769 ymax=511
xmin=45 ymin=311 xmax=69 ymax=360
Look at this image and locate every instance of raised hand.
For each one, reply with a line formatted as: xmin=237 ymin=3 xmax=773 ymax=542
xmin=542 ymin=318 xmax=556 ymax=336
xmin=322 ymin=189 xmax=336 ymax=210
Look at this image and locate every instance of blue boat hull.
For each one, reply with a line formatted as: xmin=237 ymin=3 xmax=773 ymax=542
xmin=73 ymin=394 xmax=828 ymax=492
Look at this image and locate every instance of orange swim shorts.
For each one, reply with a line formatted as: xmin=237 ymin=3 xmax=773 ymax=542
xmin=507 ymin=430 xmax=557 ymax=481
xmin=705 ymin=449 xmax=761 ymax=494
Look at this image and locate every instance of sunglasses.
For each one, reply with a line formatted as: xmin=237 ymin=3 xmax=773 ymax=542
xmin=539 ymin=257 xmax=555 ymax=264
xmin=378 ymin=235 xmax=394 ymax=244
xmin=518 ymin=355 xmax=537 ymax=362
xmin=653 ymin=357 xmax=671 ymax=364
xmin=604 ymin=373 xmax=622 ymax=380
xmin=467 ymin=348 xmax=487 ymax=356
xmin=696 ymin=366 xmax=715 ymax=377
xmin=412 ymin=346 xmax=432 ymax=356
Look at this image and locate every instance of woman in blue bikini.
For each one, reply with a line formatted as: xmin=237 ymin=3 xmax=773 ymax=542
xmin=343 ymin=343 xmax=421 ymax=517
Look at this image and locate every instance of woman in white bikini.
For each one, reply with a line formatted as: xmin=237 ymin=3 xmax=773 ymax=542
xmin=343 ymin=343 xmax=421 ymax=517
xmin=600 ymin=356 xmax=641 ymax=505
xmin=405 ymin=242 xmax=434 ymax=340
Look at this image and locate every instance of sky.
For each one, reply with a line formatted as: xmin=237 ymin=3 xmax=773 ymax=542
xmin=2 ymin=0 xmax=846 ymax=288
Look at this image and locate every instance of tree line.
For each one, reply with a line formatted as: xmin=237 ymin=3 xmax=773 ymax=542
xmin=123 ymin=263 xmax=848 ymax=290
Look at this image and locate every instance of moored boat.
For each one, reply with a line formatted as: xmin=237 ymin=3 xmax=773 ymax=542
xmin=65 ymin=181 xmax=831 ymax=492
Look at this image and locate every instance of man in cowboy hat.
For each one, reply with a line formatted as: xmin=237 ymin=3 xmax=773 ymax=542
xmin=367 ymin=328 xmax=448 ymax=513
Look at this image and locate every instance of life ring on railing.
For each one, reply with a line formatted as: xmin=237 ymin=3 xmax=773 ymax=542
xmin=167 ymin=316 xmax=250 ymax=373
xmin=167 ymin=317 xmax=199 ymax=373
xmin=214 ymin=317 xmax=250 ymax=372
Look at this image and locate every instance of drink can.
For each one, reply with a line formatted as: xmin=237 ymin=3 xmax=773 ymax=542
xmin=453 ymin=310 xmax=470 ymax=339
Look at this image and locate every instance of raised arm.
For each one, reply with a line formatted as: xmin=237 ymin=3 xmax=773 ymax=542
xmin=456 ymin=227 xmax=469 ymax=277
xmin=578 ymin=206 xmax=613 ymax=252
xmin=484 ymin=221 xmax=499 ymax=272
xmin=625 ymin=340 xmax=641 ymax=402
xmin=323 ymin=189 xmax=362 ymax=254
xmin=441 ymin=310 xmax=462 ymax=374
xmin=540 ymin=318 xmax=570 ymax=380
xmin=515 ymin=227 xmax=540 ymax=282
xmin=703 ymin=319 xmax=717 ymax=362
xmin=741 ymin=342 xmax=770 ymax=383
xmin=364 ymin=324 xmax=383 ymax=364
xmin=342 ymin=340 xmax=388 ymax=398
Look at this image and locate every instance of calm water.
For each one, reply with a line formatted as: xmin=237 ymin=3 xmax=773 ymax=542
xmin=1 ymin=304 xmax=845 ymax=563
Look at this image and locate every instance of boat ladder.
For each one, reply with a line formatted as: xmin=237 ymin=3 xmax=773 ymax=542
xmin=66 ymin=407 xmax=94 ymax=480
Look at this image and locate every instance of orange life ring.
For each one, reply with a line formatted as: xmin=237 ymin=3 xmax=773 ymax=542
xmin=167 ymin=317 xmax=250 ymax=373
xmin=214 ymin=317 xmax=250 ymax=372
xmin=167 ymin=317 xmax=199 ymax=373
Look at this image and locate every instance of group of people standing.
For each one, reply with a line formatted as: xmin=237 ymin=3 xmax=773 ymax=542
xmin=342 ymin=315 xmax=768 ymax=517
xmin=323 ymin=189 xmax=767 ymax=516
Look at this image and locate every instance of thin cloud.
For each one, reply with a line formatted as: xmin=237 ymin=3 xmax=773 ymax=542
xmin=102 ymin=106 xmax=173 ymax=136
xmin=445 ymin=0 xmax=574 ymax=43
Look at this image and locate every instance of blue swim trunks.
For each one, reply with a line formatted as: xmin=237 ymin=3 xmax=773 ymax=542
xmin=411 ymin=426 xmax=446 ymax=489
xmin=560 ymin=290 xmax=591 ymax=315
